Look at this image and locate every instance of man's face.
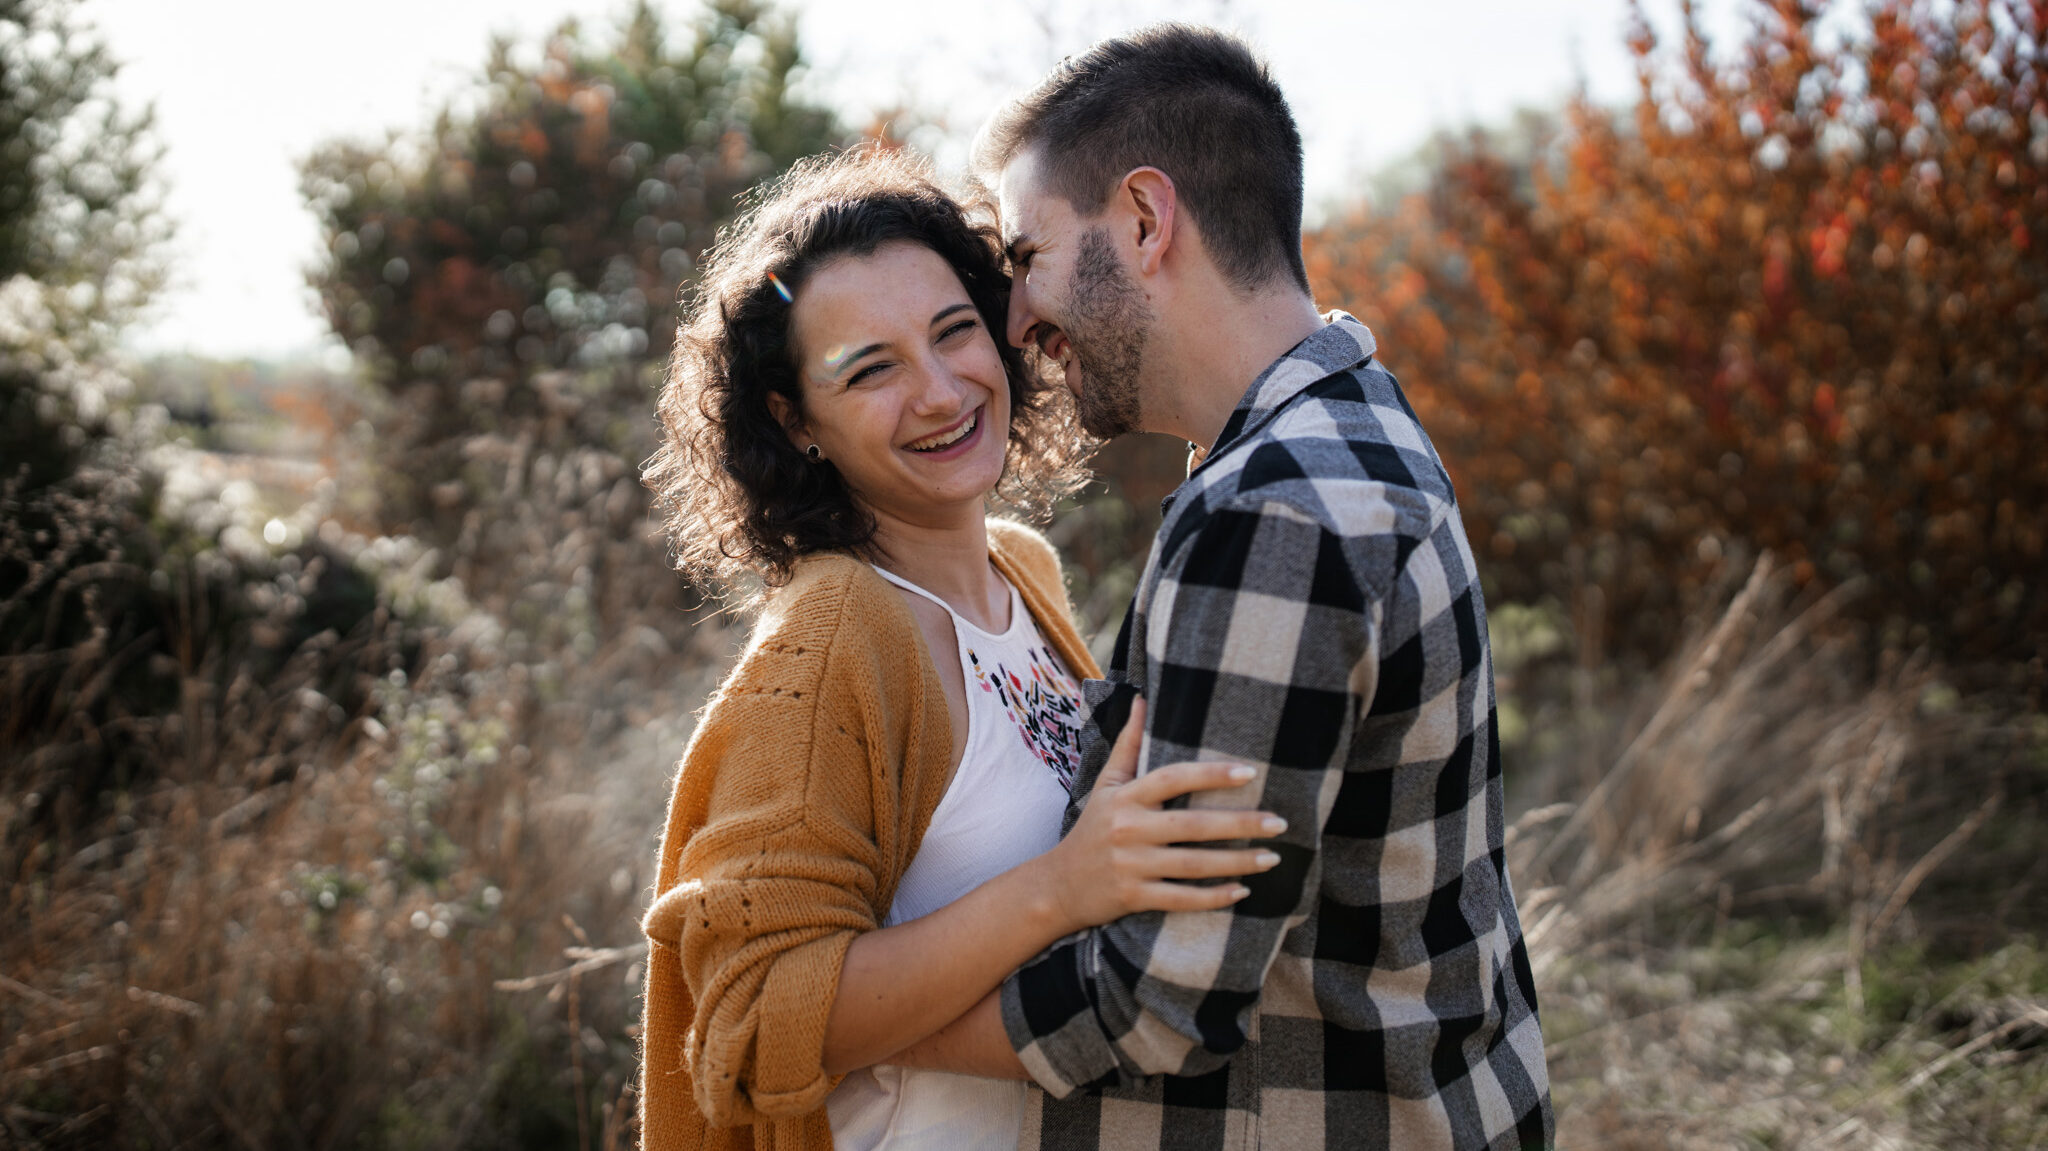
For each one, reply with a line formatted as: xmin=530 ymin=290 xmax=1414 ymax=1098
xmin=998 ymin=148 xmax=1150 ymax=440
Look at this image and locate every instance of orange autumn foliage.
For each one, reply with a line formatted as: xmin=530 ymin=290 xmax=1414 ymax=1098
xmin=1306 ymin=0 xmax=2047 ymax=662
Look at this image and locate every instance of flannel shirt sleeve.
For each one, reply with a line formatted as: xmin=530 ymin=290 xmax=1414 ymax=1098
xmin=1000 ymin=498 xmax=1380 ymax=1095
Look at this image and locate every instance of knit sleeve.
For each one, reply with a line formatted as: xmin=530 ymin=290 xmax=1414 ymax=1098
xmin=641 ymin=571 xmax=899 ymax=1129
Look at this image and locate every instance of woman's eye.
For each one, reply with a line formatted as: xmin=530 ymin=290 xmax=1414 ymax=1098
xmin=847 ymin=362 xmax=888 ymax=385
xmin=939 ymin=319 xmax=978 ymax=342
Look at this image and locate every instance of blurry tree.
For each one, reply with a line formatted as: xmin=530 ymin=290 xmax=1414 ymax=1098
xmin=1306 ymin=0 xmax=2048 ymax=664
xmin=0 ymin=0 xmax=169 ymax=488
xmin=301 ymin=0 xmax=840 ymax=504
xmin=0 ymin=0 xmax=381 ymax=936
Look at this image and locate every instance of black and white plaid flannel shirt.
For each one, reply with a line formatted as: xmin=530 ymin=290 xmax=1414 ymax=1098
xmin=999 ymin=314 xmax=1553 ymax=1150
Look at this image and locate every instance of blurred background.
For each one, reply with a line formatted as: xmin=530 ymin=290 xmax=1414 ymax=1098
xmin=2 ymin=0 xmax=2043 ymax=1147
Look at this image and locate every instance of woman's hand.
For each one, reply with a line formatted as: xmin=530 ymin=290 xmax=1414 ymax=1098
xmin=820 ymin=700 xmax=1282 ymax=1076
xmin=1039 ymin=700 xmax=1285 ymax=935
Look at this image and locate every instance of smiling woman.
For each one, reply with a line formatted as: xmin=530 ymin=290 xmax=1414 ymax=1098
xmin=648 ymin=145 xmax=1089 ymax=595
xmin=770 ymin=243 xmax=1015 ymax=535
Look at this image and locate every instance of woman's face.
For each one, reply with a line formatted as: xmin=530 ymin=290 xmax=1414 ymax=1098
xmin=779 ymin=240 xmax=1012 ymax=530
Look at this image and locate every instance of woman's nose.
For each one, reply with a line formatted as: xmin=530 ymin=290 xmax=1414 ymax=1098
xmin=910 ymin=360 xmax=972 ymax=415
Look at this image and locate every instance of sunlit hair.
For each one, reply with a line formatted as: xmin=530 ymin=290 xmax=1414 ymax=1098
xmin=646 ymin=144 xmax=1090 ymax=599
xmin=974 ymin=23 xmax=1308 ymax=294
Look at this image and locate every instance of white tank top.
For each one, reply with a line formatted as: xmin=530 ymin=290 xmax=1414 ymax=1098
xmin=825 ymin=565 xmax=1085 ymax=1151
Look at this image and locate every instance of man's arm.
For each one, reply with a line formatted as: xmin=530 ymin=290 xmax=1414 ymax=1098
xmin=999 ymin=498 xmax=1382 ymax=1096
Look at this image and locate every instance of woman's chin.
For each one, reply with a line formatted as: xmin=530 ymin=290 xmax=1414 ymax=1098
xmin=923 ymin=467 xmax=1007 ymax=511
xmin=866 ymin=455 xmax=1008 ymax=522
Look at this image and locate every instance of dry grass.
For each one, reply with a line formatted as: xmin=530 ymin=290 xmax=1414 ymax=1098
xmin=1504 ymin=557 xmax=2048 ymax=1149
xmin=2 ymin=427 xmax=733 ymax=1149
xmin=5 ymin=434 xmax=2044 ymax=1147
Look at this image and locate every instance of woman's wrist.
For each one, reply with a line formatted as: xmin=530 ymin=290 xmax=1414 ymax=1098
xmin=1009 ymin=848 xmax=1083 ymax=944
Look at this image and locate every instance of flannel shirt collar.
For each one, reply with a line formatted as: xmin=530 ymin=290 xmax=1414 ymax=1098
xmin=1165 ymin=310 xmax=1378 ymax=513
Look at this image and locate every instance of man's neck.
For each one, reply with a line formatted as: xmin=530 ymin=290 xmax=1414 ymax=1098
xmin=1141 ymin=285 xmax=1326 ymax=451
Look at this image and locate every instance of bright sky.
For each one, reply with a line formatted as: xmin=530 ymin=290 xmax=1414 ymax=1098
xmin=93 ymin=0 xmax=1742 ymax=361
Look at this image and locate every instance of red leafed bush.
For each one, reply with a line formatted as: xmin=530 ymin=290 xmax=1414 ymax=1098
xmin=1306 ymin=0 xmax=2047 ymax=663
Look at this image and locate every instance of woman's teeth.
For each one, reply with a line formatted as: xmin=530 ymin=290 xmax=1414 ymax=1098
xmin=908 ymin=411 xmax=977 ymax=452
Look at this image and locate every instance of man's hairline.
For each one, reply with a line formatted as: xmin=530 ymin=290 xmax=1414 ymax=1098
xmin=990 ymin=137 xmax=1304 ymax=296
xmin=988 ymin=139 xmax=1122 ymax=239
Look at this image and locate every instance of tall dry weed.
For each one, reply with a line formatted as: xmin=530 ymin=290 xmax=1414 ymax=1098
xmin=1506 ymin=556 xmax=2046 ymax=1147
xmin=1511 ymin=554 xmax=1998 ymax=963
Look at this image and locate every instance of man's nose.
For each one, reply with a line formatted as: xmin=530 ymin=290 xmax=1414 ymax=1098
xmin=1006 ymin=276 xmax=1039 ymax=351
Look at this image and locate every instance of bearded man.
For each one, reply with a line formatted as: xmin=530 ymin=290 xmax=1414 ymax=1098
xmin=887 ymin=23 xmax=1554 ymax=1151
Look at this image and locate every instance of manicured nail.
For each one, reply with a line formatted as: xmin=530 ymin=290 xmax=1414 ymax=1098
xmin=1261 ymin=816 xmax=1288 ymax=835
xmin=1228 ymin=765 xmax=1256 ymax=782
xmin=1254 ymin=851 xmax=1281 ymax=869
xmin=1229 ymin=885 xmax=1251 ymax=900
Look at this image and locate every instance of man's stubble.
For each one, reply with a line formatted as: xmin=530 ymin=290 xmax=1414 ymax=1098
xmin=1066 ymin=228 xmax=1149 ymax=440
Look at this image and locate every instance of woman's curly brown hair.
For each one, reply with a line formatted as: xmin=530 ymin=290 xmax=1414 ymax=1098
xmin=646 ymin=145 xmax=1090 ymax=598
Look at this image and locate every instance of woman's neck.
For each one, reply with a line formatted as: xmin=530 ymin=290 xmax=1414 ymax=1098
xmin=868 ymin=502 xmax=1007 ymax=632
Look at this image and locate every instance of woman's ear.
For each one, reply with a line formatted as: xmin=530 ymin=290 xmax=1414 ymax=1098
xmin=765 ymin=391 xmax=813 ymax=457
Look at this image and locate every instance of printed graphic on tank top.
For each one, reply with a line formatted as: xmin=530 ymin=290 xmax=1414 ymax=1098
xmin=824 ymin=565 xmax=1086 ymax=1151
xmin=965 ymin=638 xmax=1082 ymax=792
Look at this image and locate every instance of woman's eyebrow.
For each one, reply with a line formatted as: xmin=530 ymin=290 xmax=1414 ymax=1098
xmin=824 ymin=341 xmax=885 ymax=375
xmin=825 ymin=305 xmax=975 ymax=374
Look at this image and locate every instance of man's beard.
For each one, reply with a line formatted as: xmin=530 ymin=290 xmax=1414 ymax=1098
xmin=1064 ymin=228 xmax=1148 ymax=440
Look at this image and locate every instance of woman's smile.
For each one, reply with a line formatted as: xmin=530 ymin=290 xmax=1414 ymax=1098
xmin=905 ymin=406 xmax=983 ymax=456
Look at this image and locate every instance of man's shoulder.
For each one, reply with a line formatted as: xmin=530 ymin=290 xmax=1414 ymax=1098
xmin=1190 ymin=362 xmax=1454 ymax=546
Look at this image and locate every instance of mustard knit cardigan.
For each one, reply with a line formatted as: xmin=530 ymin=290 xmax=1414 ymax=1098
xmin=639 ymin=519 xmax=1100 ymax=1151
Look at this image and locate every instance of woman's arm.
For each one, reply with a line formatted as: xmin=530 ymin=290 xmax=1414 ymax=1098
xmin=882 ymin=991 xmax=1024 ymax=1078
xmin=820 ymin=701 xmax=1284 ymax=1075
xmin=643 ymin=568 xmax=913 ymax=1127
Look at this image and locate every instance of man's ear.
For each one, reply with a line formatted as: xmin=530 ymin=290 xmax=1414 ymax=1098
xmin=1117 ymin=166 xmax=1177 ymax=277
xmin=765 ymin=390 xmax=812 ymax=455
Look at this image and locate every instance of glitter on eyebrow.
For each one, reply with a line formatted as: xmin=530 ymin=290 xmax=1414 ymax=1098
xmin=767 ymin=272 xmax=793 ymax=303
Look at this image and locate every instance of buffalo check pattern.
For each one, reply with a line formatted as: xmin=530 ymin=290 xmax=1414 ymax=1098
xmin=999 ymin=314 xmax=1553 ymax=1150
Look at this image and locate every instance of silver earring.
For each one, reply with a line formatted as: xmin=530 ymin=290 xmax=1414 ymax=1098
xmin=806 ymin=443 xmax=822 ymax=462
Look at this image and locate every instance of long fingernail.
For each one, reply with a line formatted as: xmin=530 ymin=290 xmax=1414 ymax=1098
xmin=1261 ymin=816 xmax=1288 ymax=835
xmin=1254 ymin=851 xmax=1281 ymax=868
xmin=1228 ymin=765 xmax=1256 ymax=782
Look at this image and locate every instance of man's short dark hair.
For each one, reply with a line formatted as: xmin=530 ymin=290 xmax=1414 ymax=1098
xmin=975 ymin=24 xmax=1308 ymax=294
